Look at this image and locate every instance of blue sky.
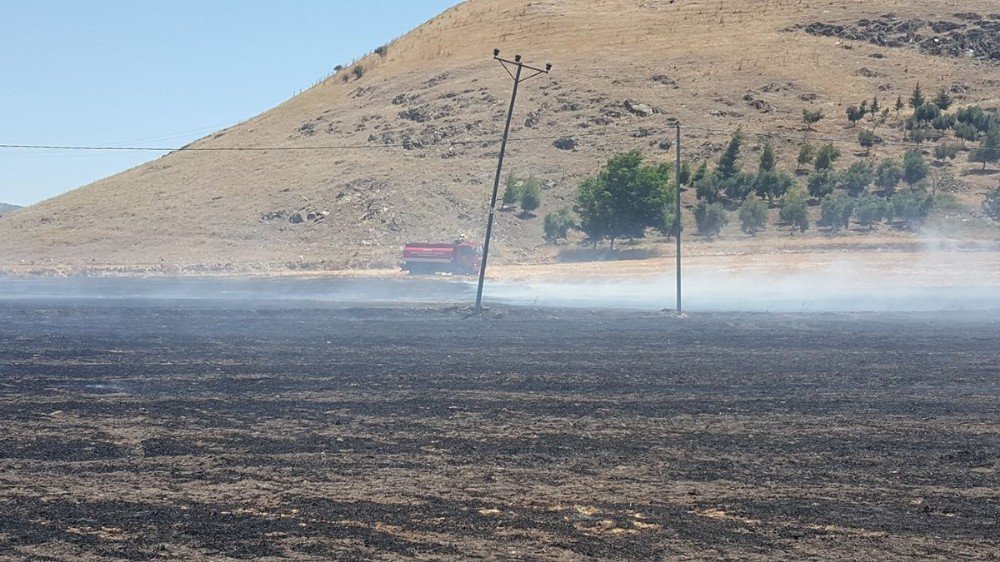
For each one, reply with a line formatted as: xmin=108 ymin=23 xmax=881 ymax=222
xmin=0 ymin=0 xmax=461 ymax=206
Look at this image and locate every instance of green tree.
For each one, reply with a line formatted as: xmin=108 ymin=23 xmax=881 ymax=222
xmin=969 ymin=125 xmax=1000 ymax=171
xmin=902 ymin=151 xmax=929 ymax=185
xmin=858 ymin=130 xmax=879 ymax=155
xmin=543 ymin=209 xmax=574 ymax=243
xmin=909 ymin=83 xmax=925 ymax=109
xmin=913 ymin=103 xmax=941 ymax=124
xmin=892 ymin=190 xmax=934 ymax=228
xmin=854 ymin=196 xmax=889 ymax=228
xmin=839 ymin=161 xmax=874 ymax=197
xmin=796 ymin=143 xmax=816 ymax=172
xmin=520 ymin=180 xmax=542 ymax=215
xmin=717 ymin=130 xmax=744 ymax=180
xmin=869 ymin=96 xmax=880 ymax=115
xmin=894 ymin=95 xmax=904 ymax=115
xmin=934 ymin=88 xmax=953 ymax=111
xmin=738 ymin=196 xmax=767 ymax=236
xmin=802 ymin=108 xmax=824 ymax=130
xmin=502 ymin=173 xmax=524 ymax=207
xmin=694 ymin=201 xmax=728 ymax=239
xmin=955 ymin=124 xmax=979 ymax=146
xmin=755 ymin=169 xmax=794 ymax=201
xmin=759 ymin=141 xmax=776 ymax=173
xmin=934 ymin=144 xmax=960 ymax=162
xmin=874 ymin=159 xmax=902 ymax=196
xmin=722 ymin=171 xmax=756 ymax=202
xmin=807 ymin=169 xmax=838 ymax=199
xmin=779 ymin=188 xmax=810 ymax=233
xmin=820 ymin=194 xmax=855 ymax=232
xmin=695 ymin=174 xmax=720 ymax=203
xmin=846 ymin=105 xmax=864 ymax=127
xmin=572 ymin=151 xmax=674 ymax=248
xmin=814 ymin=143 xmax=841 ymax=171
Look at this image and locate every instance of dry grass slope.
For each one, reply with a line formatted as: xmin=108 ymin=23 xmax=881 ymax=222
xmin=1 ymin=0 xmax=998 ymax=274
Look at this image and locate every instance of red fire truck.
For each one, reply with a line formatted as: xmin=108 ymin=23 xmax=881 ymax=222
xmin=401 ymin=242 xmax=482 ymax=275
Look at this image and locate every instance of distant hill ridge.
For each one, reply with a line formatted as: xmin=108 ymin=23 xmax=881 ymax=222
xmin=0 ymin=0 xmax=997 ymax=273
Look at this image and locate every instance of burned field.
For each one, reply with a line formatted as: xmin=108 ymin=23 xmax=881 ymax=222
xmin=0 ymin=300 xmax=997 ymax=560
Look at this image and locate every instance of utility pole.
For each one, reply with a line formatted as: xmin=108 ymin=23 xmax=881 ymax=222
xmin=474 ymin=49 xmax=551 ymax=313
xmin=675 ymin=122 xmax=682 ymax=313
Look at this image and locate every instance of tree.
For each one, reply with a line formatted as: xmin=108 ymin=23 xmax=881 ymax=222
xmin=694 ymin=201 xmax=728 ymax=239
xmin=902 ymin=151 xmax=929 ymax=185
xmin=807 ymin=169 xmax=839 ymax=199
xmin=820 ymin=194 xmax=855 ymax=232
xmin=759 ymin=141 xmax=776 ymax=173
xmin=520 ymin=181 xmax=542 ymax=215
xmin=814 ymin=143 xmax=841 ymax=171
xmin=779 ymin=189 xmax=810 ymax=233
xmin=572 ymin=151 xmax=674 ymax=248
xmin=869 ymin=96 xmax=880 ymax=116
xmin=933 ymin=144 xmax=960 ymax=162
xmin=913 ymin=103 xmax=941 ymax=124
xmin=854 ymin=196 xmax=889 ymax=229
xmin=858 ymin=130 xmax=879 ymax=156
xmin=909 ymin=83 xmax=925 ymax=109
xmin=983 ymin=185 xmax=1000 ymax=222
xmin=695 ymin=174 xmax=720 ymax=203
xmin=802 ymin=108 xmax=824 ymax=130
xmin=931 ymin=114 xmax=956 ymax=131
xmin=717 ymin=130 xmax=743 ymax=180
xmin=738 ymin=196 xmax=767 ymax=236
xmin=969 ymin=125 xmax=1000 ymax=171
xmin=874 ymin=159 xmax=902 ymax=196
xmin=846 ymin=105 xmax=864 ymax=127
xmin=894 ymin=95 xmax=905 ymax=116
xmin=955 ymin=124 xmax=979 ymax=146
xmin=722 ymin=172 xmax=757 ymax=202
xmin=755 ymin=169 xmax=794 ymax=201
xmin=934 ymin=88 xmax=953 ymax=111
xmin=797 ymin=143 xmax=816 ymax=172
xmin=543 ymin=209 xmax=574 ymax=243
xmin=892 ymin=190 xmax=933 ymax=228
xmin=502 ymin=172 xmax=523 ymax=207
xmin=839 ymin=161 xmax=874 ymax=197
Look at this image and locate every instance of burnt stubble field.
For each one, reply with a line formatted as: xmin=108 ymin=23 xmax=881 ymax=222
xmin=0 ymin=300 xmax=997 ymax=560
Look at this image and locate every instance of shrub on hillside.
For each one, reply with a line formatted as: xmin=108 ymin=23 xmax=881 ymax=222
xmin=902 ymin=151 xmax=928 ymax=185
xmin=892 ymin=190 xmax=934 ymax=228
xmin=820 ymin=194 xmax=855 ymax=232
xmin=779 ymin=189 xmax=810 ymax=233
xmin=807 ymin=169 xmax=838 ymax=199
xmin=814 ymin=143 xmax=841 ymax=171
xmin=854 ymin=196 xmax=891 ymax=229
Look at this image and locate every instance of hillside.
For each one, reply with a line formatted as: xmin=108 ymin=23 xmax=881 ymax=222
xmin=0 ymin=203 xmax=21 ymax=216
xmin=1 ymin=0 xmax=999 ymax=275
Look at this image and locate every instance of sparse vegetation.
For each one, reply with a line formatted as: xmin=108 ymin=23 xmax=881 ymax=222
xmin=875 ymin=159 xmax=902 ymax=195
xmin=908 ymin=83 xmax=925 ymax=109
xmin=969 ymin=124 xmax=1000 ymax=171
xmin=520 ymin=181 xmax=542 ymax=215
xmin=796 ymin=143 xmax=816 ymax=172
xmin=839 ymin=161 xmax=874 ymax=197
xmin=807 ymin=169 xmax=838 ymax=199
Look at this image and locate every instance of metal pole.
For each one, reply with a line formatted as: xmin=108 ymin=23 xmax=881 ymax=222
xmin=675 ymin=122 xmax=682 ymax=313
xmin=475 ymin=62 xmax=523 ymax=313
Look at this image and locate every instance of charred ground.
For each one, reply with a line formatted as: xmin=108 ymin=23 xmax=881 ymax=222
xmin=0 ymin=301 xmax=997 ymax=559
